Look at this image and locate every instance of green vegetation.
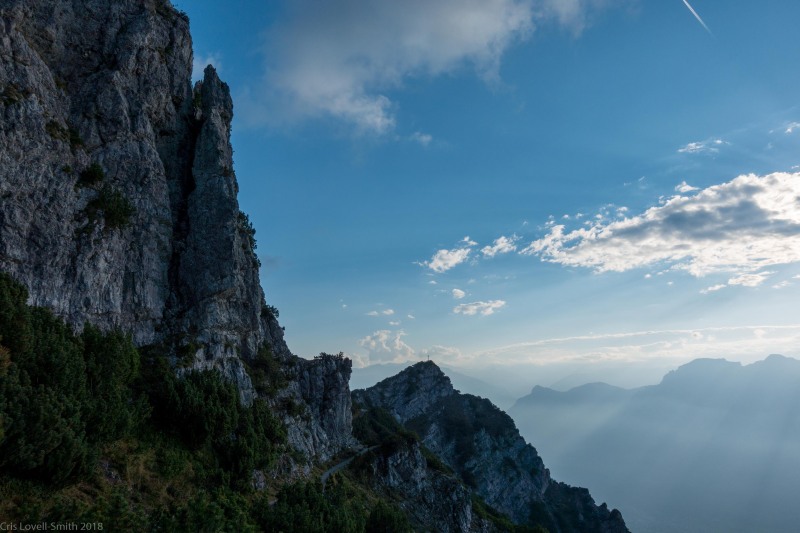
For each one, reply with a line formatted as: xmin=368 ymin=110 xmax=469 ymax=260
xmin=140 ymin=358 xmax=285 ymax=487
xmin=241 ymin=343 xmax=286 ymax=396
xmin=78 ymin=162 xmax=104 ymax=187
xmin=0 ymin=273 xmax=507 ymax=531
xmin=1 ymin=83 xmax=25 ymax=106
xmin=0 ymin=273 xmax=288 ymax=527
xmin=352 ymin=405 xmax=418 ymax=458
xmin=85 ymin=185 xmax=136 ymax=230
xmin=45 ymin=120 xmax=83 ymax=148
xmin=472 ymin=496 xmax=550 ymax=533
xmin=237 ymin=211 xmax=261 ymax=266
xmin=256 ymin=480 xmax=365 ymax=532
xmin=0 ymin=272 xmax=143 ymax=484
xmin=261 ymin=304 xmax=280 ymax=320
xmin=365 ymin=500 xmax=412 ymax=533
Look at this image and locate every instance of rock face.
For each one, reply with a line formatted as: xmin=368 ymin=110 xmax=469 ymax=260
xmin=354 ymin=362 xmax=629 ymax=533
xmin=0 ymin=0 xmax=350 ymax=460
xmin=282 ymin=354 xmax=357 ymax=461
xmin=363 ymin=442 xmax=492 ymax=533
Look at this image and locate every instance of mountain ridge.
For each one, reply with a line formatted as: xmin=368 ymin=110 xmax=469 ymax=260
xmin=354 ymin=361 xmax=629 ymax=533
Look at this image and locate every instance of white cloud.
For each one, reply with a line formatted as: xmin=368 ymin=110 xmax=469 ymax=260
xmin=258 ymin=0 xmax=536 ymax=133
xmin=424 ymin=247 xmax=471 ymax=273
xmin=772 ymin=281 xmax=791 ymax=289
xmin=675 ymin=181 xmax=699 ymax=193
xmin=785 ymin=122 xmax=800 ymax=134
xmin=453 ymin=299 xmax=506 ymax=316
xmin=250 ymin=0 xmax=628 ymax=133
xmin=358 ymin=329 xmax=416 ymax=363
xmin=677 ymin=138 xmax=727 ymax=154
xmin=521 ymin=172 xmax=800 ymax=280
xmin=703 ymin=271 xmax=777 ymax=293
xmin=452 ymin=288 xmax=466 ymax=299
xmin=700 ymin=283 xmax=726 ymax=294
xmin=420 ymin=236 xmax=477 ymax=273
xmin=728 ymin=271 xmax=774 ymax=287
xmin=367 ymin=308 xmax=395 ymax=316
xmin=389 ymin=320 xmax=401 ymax=326
xmin=481 ymin=235 xmax=518 ymax=257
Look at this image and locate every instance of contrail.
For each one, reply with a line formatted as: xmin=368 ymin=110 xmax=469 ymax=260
xmin=681 ymin=0 xmax=712 ymax=35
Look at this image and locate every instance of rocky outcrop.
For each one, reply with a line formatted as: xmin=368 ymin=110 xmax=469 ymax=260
xmin=281 ymin=353 xmax=357 ymax=462
xmin=0 ymin=0 xmax=351 ymax=460
xmin=361 ymin=442 xmax=492 ymax=533
xmin=354 ymin=362 xmax=629 ymax=533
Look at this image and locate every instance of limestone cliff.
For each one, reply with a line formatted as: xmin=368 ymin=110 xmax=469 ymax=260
xmin=353 ymin=362 xmax=629 ymax=533
xmin=0 ymin=0 xmax=350 ymax=461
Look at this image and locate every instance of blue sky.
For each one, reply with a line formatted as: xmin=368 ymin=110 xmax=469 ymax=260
xmin=175 ymin=0 xmax=800 ymax=388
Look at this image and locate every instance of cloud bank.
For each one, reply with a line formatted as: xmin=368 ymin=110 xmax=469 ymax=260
xmin=358 ymin=329 xmax=415 ymax=363
xmin=521 ymin=172 xmax=800 ymax=279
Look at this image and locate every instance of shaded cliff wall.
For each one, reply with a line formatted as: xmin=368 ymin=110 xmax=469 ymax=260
xmin=0 ymin=0 xmax=351 ymax=460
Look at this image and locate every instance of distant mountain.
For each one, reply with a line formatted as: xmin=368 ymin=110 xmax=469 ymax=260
xmin=509 ymin=355 xmax=800 ymax=533
xmin=352 ymin=362 xmax=518 ymax=409
xmin=354 ymin=362 xmax=630 ymax=533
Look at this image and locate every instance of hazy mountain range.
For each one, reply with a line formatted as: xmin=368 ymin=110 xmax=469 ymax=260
xmin=509 ymin=354 xmax=800 ymax=533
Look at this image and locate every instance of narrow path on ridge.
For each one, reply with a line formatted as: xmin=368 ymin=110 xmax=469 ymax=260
xmin=321 ymin=446 xmax=378 ymax=491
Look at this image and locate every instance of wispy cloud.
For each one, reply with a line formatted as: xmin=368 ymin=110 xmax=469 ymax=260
xmin=521 ymin=172 xmax=800 ymax=279
xmin=700 ymin=271 xmax=776 ymax=294
xmin=785 ymin=122 xmax=800 ymax=134
xmin=674 ymin=181 xmax=699 ymax=193
xmin=700 ymin=283 xmax=726 ymax=294
xmin=192 ymin=53 xmax=223 ymax=82
xmin=677 ymin=138 xmax=727 ymax=154
xmin=477 ymin=325 xmax=800 ymax=365
xmin=410 ymin=131 xmax=433 ymax=146
xmin=248 ymin=0 xmax=629 ymax=133
xmin=453 ymin=299 xmax=506 ymax=316
xmin=452 ymin=288 xmax=466 ymax=299
xmin=367 ymin=308 xmax=395 ymax=316
xmin=537 ymin=0 xmax=631 ymax=35
xmin=481 ymin=235 xmax=518 ymax=257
